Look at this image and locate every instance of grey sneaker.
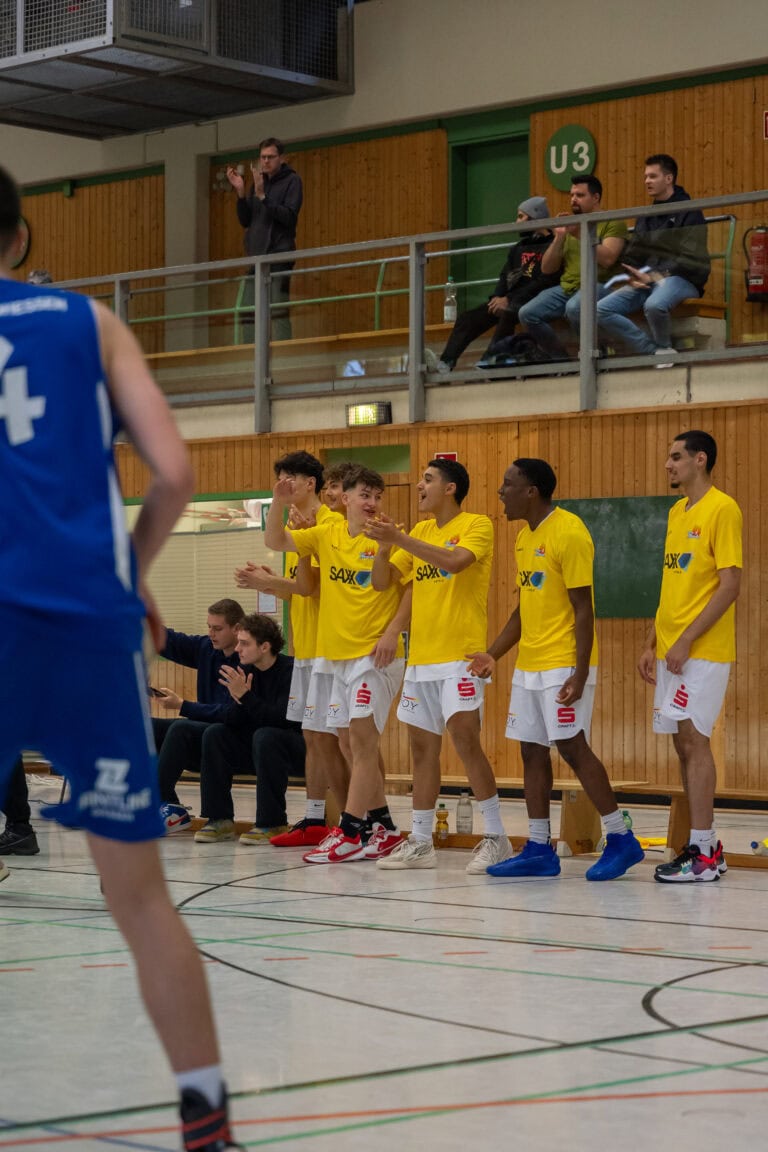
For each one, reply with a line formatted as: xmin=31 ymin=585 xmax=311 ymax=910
xmin=424 ymin=348 xmax=439 ymax=372
xmin=194 ymin=819 xmax=236 ymax=843
xmin=466 ymin=834 xmax=512 ymax=874
xmin=377 ymin=836 xmax=437 ymax=869
xmin=654 ymin=347 xmax=677 ymax=368
xmin=239 ymin=824 xmax=290 ymax=845
xmin=436 ymin=358 xmax=453 ymax=375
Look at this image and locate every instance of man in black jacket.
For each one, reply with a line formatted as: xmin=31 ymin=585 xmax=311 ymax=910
xmin=194 ymin=614 xmax=305 ymax=845
xmin=597 ymin=154 xmax=710 ymax=358
xmin=429 ymin=197 xmax=558 ymax=373
xmin=226 ymin=138 xmax=304 ymax=342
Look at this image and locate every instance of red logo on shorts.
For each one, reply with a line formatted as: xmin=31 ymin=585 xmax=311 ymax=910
xmin=355 ymin=682 xmax=372 ymax=706
xmin=672 ymin=684 xmax=688 ymax=708
xmin=457 ymin=678 xmax=476 ymax=699
xmin=557 ymin=706 xmax=576 ymax=725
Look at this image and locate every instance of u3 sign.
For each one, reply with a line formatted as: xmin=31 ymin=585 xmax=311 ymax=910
xmin=544 ymin=125 xmax=596 ymax=191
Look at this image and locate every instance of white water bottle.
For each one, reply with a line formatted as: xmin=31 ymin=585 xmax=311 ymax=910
xmin=443 ymin=276 xmax=457 ymax=323
xmin=456 ymin=791 xmax=473 ymax=834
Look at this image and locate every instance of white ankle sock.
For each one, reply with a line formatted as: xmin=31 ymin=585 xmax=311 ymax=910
xmin=305 ymin=799 xmax=326 ymax=822
xmin=176 ymin=1064 xmax=223 ymax=1109
xmin=528 ymin=818 xmax=551 ymax=844
xmin=479 ymin=794 xmax=505 ymax=836
xmin=603 ymin=809 xmax=629 ymax=837
xmin=411 ymin=809 xmax=434 ymax=842
xmin=690 ymin=828 xmax=715 ymax=856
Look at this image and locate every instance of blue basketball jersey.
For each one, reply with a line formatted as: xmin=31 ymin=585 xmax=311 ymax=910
xmin=0 ymin=279 xmax=143 ymax=628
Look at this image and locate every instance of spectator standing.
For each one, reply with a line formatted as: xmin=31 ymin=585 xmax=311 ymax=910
xmin=0 ymin=757 xmax=40 ymax=855
xmin=227 ymin=138 xmax=303 ymax=342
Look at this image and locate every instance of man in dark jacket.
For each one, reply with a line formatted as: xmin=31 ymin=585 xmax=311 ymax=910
xmin=597 ymin=154 xmax=710 ymax=357
xmin=194 ymin=614 xmax=305 ymax=845
xmin=429 ymin=196 xmax=558 ymax=373
xmin=226 ymin=137 xmax=304 ymax=341
xmin=153 ymin=597 xmax=243 ymax=829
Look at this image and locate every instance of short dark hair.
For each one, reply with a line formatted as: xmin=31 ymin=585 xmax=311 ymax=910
xmin=258 ymin=137 xmax=285 ymax=156
xmin=0 ymin=166 xmax=21 ymax=258
xmin=208 ymin=598 xmax=245 ymax=626
xmin=674 ymin=430 xmax=717 ymax=473
xmin=571 ymin=174 xmax=603 ymax=199
xmin=237 ymin=612 xmax=285 ymax=656
xmin=427 ymin=458 xmax=470 ymax=505
xmin=324 ymin=460 xmax=356 ymax=486
xmin=274 ymin=451 xmax=324 ymax=493
xmin=342 ymin=463 xmax=385 ymax=493
xmin=512 ymin=458 xmax=558 ymax=500
xmin=645 ymin=153 xmax=678 ymax=182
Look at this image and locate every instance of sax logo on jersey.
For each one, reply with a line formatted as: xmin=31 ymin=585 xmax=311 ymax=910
xmin=519 ymin=569 xmax=546 ymax=589
xmin=330 ymin=564 xmax=371 ymax=588
xmin=663 ymin=552 xmax=693 ymax=571
xmin=556 ymin=706 xmax=576 ymax=728
xmin=78 ymin=758 xmax=151 ymax=823
xmin=669 ymin=683 xmax=689 ymax=712
xmin=415 ymin=561 xmax=451 ymax=582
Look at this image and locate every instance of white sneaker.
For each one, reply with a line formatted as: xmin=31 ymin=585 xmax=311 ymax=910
xmin=466 ymin=835 xmax=513 ymax=874
xmin=654 ymin=347 xmax=677 ymax=368
xmin=436 ymin=359 xmax=453 ymax=375
xmin=377 ymin=837 xmax=437 ymax=870
xmin=194 ymin=819 xmax=236 ymax=843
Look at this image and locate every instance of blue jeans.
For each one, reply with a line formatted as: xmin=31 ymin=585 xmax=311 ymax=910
xmin=518 ymin=284 xmax=608 ymax=359
xmin=596 ymin=275 xmax=697 ymax=354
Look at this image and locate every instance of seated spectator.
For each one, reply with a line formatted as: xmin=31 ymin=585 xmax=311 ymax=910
xmin=428 ymin=197 xmax=557 ymax=374
xmin=518 ymin=176 xmax=627 ymax=360
xmin=596 ymin=153 xmax=710 ymax=359
xmin=0 ymin=757 xmax=40 ymax=855
xmin=194 ymin=614 xmax=305 ymax=845
xmin=153 ymin=598 xmax=243 ymax=831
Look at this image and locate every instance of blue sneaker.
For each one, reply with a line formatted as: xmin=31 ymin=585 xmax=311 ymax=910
xmin=585 ymin=832 xmax=644 ymax=881
xmin=486 ymin=839 xmax=560 ymax=878
xmin=160 ymin=802 xmax=191 ymax=833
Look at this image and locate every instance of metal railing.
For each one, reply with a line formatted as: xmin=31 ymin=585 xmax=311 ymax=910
xmin=52 ymin=189 xmax=768 ymax=432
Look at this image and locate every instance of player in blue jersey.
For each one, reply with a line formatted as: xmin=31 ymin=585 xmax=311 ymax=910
xmin=0 ymin=168 xmax=243 ymax=1152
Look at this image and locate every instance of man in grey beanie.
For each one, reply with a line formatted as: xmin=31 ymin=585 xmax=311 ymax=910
xmin=428 ymin=196 xmax=559 ymax=374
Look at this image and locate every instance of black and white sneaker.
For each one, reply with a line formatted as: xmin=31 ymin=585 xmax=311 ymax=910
xmin=180 ymin=1086 xmax=244 ymax=1151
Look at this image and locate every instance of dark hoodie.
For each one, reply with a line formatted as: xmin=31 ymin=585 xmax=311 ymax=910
xmin=625 ymin=185 xmax=710 ymax=295
xmin=236 ymin=162 xmax=304 ymax=258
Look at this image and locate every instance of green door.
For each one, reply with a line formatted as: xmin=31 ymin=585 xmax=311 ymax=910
xmin=452 ymin=136 xmax=530 ymax=311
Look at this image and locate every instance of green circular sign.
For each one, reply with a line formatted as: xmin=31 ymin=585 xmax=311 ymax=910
xmin=544 ymin=125 xmax=596 ymax=192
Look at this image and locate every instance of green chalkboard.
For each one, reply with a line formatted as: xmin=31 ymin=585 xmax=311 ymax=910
xmin=557 ymin=496 xmax=676 ymax=619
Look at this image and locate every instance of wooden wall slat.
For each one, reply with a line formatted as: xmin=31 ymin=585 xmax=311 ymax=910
xmin=117 ymin=399 xmax=768 ymax=794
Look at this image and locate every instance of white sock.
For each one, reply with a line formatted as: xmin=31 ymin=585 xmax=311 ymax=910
xmin=479 ymin=794 xmax=505 ymax=837
xmin=711 ymin=821 xmax=718 ymax=846
xmin=528 ymin=818 xmax=551 ymax=844
xmin=603 ymin=809 xmax=629 ymax=837
xmin=410 ymin=809 xmax=434 ymax=842
xmin=690 ymin=828 xmax=715 ymax=856
xmin=176 ymin=1064 xmax=223 ymax=1109
xmin=305 ymin=798 xmax=326 ymax=822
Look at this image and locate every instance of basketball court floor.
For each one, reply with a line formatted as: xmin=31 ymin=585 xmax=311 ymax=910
xmin=3 ymin=778 xmax=768 ymax=1150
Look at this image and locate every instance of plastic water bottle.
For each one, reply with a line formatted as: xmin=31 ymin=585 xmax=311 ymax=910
xmin=435 ymin=803 xmax=449 ymax=844
xmin=443 ymin=276 xmax=457 ymax=323
xmin=456 ymin=791 xmax=473 ymax=835
xmin=751 ymin=838 xmax=768 ymax=856
xmin=595 ymin=810 xmax=633 ymax=853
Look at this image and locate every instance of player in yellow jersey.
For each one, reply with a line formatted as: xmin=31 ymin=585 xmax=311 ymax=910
xmin=638 ymin=431 xmax=741 ymax=883
xmin=264 ymin=464 xmax=409 ymax=862
xmin=235 ymin=451 xmax=349 ymax=846
xmin=468 ymin=458 xmax=644 ymax=881
xmin=366 ymin=458 xmax=512 ymax=874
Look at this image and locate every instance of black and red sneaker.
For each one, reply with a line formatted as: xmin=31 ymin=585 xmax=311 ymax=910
xmin=180 ymin=1087 xmax=244 ymax=1151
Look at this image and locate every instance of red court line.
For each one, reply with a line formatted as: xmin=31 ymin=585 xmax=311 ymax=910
xmin=4 ymin=1085 xmax=768 ymax=1147
xmin=0 ymin=967 xmax=35 ymax=973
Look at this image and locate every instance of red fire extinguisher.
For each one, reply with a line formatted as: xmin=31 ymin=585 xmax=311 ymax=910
xmin=744 ymin=226 xmax=768 ymax=301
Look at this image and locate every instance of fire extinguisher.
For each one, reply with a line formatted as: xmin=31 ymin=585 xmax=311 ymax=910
xmin=744 ymin=226 xmax=768 ymax=301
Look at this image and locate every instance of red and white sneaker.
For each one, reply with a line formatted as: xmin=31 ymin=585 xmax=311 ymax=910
xmin=714 ymin=839 xmax=727 ymax=875
xmin=361 ymin=822 xmax=405 ymax=860
xmin=302 ymin=827 xmax=366 ymax=864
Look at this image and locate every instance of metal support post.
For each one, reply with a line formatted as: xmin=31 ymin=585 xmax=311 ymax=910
xmin=578 ymin=218 xmax=598 ymax=411
xmin=407 ymin=239 xmax=426 ymax=423
xmin=253 ymin=259 xmax=271 ymax=434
